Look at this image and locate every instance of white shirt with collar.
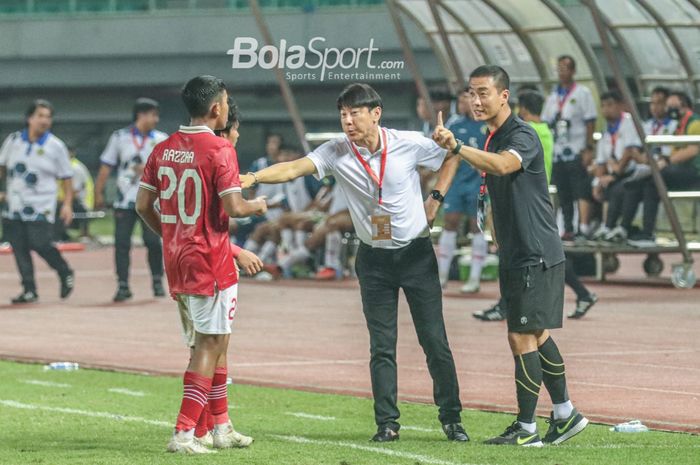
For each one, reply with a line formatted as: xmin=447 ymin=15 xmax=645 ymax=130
xmin=99 ymin=125 xmax=168 ymax=210
xmin=307 ymin=127 xmax=447 ymax=249
xmin=643 ymin=117 xmax=677 ymax=157
xmin=541 ymin=83 xmax=597 ymax=162
xmin=0 ymin=130 xmax=73 ymax=223
xmin=595 ymin=112 xmax=642 ymax=174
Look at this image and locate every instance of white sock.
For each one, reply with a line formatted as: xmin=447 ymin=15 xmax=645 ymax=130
xmin=324 ymin=231 xmax=343 ymax=270
xmin=175 ymin=428 xmax=195 ymax=440
xmin=437 ymin=230 xmax=457 ymax=283
xmin=518 ymin=421 xmax=537 ymax=433
xmin=259 ymin=240 xmax=277 ymax=264
xmin=579 ymin=223 xmax=591 ymax=236
xmin=469 ymin=233 xmax=487 ymax=282
xmin=294 ymin=230 xmax=307 ymax=249
xmin=279 ymin=246 xmax=311 ymax=272
xmin=280 ymin=228 xmax=294 ymax=251
xmin=553 ymin=400 xmax=574 ymax=420
xmin=243 ymin=239 xmax=259 ymax=253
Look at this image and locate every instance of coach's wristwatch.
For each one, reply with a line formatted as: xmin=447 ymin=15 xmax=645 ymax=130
xmin=247 ymin=171 xmax=259 ymax=187
xmin=430 ymin=189 xmax=445 ymax=203
xmin=451 ymin=139 xmax=464 ymax=155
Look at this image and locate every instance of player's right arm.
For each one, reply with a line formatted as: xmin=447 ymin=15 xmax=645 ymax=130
xmin=240 ymin=157 xmax=317 ymax=189
xmin=135 ymin=187 xmax=162 ymax=237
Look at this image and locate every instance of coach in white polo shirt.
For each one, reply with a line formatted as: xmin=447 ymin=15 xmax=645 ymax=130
xmin=0 ymin=99 xmax=75 ymax=304
xmin=240 ymin=83 xmax=468 ymax=443
xmin=94 ymin=98 xmax=168 ymax=302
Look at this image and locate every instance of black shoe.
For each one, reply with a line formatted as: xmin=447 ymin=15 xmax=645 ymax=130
xmin=153 ymin=279 xmax=165 ymax=298
xmin=473 ymin=302 xmax=505 ymax=321
xmin=113 ymin=286 xmax=133 ymax=303
xmin=370 ymin=427 xmax=399 ymax=442
xmin=11 ymin=290 xmax=38 ymax=304
xmin=543 ymin=409 xmax=589 ymax=445
xmin=60 ymin=271 xmax=75 ymax=299
xmin=442 ymin=423 xmax=469 ymax=442
xmin=568 ymin=293 xmax=598 ymax=319
xmin=484 ymin=421 xmax=542 ymax=447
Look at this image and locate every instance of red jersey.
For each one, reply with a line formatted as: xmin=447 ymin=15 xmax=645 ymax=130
xmin=140 ymin=125 xmax=241 ymax=297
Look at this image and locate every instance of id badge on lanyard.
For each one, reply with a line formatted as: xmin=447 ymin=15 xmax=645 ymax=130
xmin=351 ymin=129 xmax=393 ymax=247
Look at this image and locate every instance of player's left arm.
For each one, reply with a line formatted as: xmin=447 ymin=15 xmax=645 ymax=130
xmin=135 ymin=187 xmax=162 ymax=237
xmin=433 ymin=112 xmax=521 ymax=175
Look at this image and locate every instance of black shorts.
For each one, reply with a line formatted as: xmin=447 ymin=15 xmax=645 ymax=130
xmin=499 ymin=262 xmax=564 ymax=333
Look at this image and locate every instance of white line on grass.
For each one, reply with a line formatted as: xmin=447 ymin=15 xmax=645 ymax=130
xmin=20 ymin=379 xmax=72 ymax=388
xmin=108 ymin=388 xmax=146 ymax=397
xmin=401 ymin=425 xmax=439 ymax=433
xmin=0 ymin=399 xmax=170 ymax=427
xmin=271 ymin=434 xmax=486 ymax=465
xmin=234 ymin=359 xmax=366 ymax=368
xmin=285 ymin=412 xmax=336 ymax=421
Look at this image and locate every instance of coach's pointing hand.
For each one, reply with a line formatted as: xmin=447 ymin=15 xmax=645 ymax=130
xmin=432 ymin=111 xmax=457 ymax=152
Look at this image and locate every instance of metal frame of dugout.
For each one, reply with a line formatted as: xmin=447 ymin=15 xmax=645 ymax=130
xmin=562 ymin=134 xmax=700 ymax=289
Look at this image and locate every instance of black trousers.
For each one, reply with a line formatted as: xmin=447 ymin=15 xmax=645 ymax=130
xmin=628 ymin=163 xmax=700 ymax=236
xmin=553 ymin=158 xmax=590 ymax=234
xmin=355 ymin=236 xmax=462 ymax=429
xmin=114 ymin=208 xmax=163 ymax=286
xmin=6 ymin=220 xmax=72 ymax=293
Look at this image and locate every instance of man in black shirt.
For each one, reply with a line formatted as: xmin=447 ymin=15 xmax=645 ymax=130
xmin=433 ymin=65 xmax=588 ymax=447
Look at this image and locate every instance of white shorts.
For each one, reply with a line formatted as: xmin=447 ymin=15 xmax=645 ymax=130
xmin=176 ymin=284 xmax=238 ymax=348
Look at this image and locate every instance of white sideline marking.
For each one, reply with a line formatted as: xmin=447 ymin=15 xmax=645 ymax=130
xmin=0 ymin=399 xmax=170 ymax=427
xmin=108 ymin=388 xmax=146 ymax=397
xmin=402 ymin=425 xmax=439 ymax=433
xmin=285 ymin=412 xmax=336 ymax=421
xmin=234 ymin=359 xmax=365 ymax=368
xmin=271 ymin=434 xmax=484 ymax=465
xmin=21 ymin=379 xmax=72 ymax=388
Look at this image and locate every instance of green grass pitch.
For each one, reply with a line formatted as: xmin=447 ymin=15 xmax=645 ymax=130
xmin=0 ymin=360 xmax=697 ymax=465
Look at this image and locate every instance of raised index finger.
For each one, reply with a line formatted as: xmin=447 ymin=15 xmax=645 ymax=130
xmin=436 ymin=111 xmax=443 ymax=128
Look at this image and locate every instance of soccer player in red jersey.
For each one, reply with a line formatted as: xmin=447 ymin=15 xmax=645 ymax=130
xmin=136 ymin=75 xmax=267 ymax=454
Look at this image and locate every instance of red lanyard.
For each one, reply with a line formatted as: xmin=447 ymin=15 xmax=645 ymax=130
xmin=557 ymin=83 xmax=577 ymax=114
xmin=676 ymin=111 xmax=692 ymax=135
xmin=350 ymin=128 xmax=388 ymax=204
xmin=479 ymin=131 xmax=496 ymax=197
xmin=132 ymin=126 xmax=149 ymax=152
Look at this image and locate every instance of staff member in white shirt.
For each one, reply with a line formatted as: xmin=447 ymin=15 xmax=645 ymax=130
xmin=94 ymin=98 xmax=168 ymax=302
xmin=542 ymin=55 xmax=597 ymax=240
xmin=0 ymin=99 xmax=75 ymax=304
xmin=240 ymin=83 xmax=468 ymax=443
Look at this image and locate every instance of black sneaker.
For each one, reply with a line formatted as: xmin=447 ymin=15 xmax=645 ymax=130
xmin=568 ymin=293 xmax=598 ymax=319
xmin=484 ymin=421 xmax=542 ymax=447
xmin=60 ymin=271 xmax=75 ymax=299
xmin=113 ymin=286 xmax=133 ymax=303
xmin=473 ymin=302 xmax=505 ymax=321
xmin=11 ymin=290 xmax=38 ymax=304
xmin=153 ymin=279 xmax=165 ymax=298
xmin=370 ymin=427 xmax=399 ymax=442
xmin=627 ymin=233 xmax=656 ymax=248
xmin=442 ymin=423 xmax=469 ymax=442
xmin=543 ymin=409 xmax=589 ymax=445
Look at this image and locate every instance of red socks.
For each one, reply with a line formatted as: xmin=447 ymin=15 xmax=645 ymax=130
xmin=209 ymin=367 xmax=229 ymax=426
xmin=175 ymin=371 xmax=212 ymax=432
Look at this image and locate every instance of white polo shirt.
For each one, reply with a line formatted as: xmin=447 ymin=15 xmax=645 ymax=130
xmin=0 ymin=130 xmax=73 ymax=223
xmin=100 ymin=125 xmax=167 ymax=210
xmin=307 ymin=127 xmax=446 ymax=248
xmin=643 ymin=117 xmax=677 ymax=157
xmin=542 ymin=83 xmax=597 ymax=162
xmin=595 ymin=112 xmax=642 ymax=174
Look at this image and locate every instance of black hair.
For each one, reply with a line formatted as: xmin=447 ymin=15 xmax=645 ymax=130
xmin=669 ymin=91 xmax=693 ymax=109
xmin=214 ymin=97 xmax=240 ymax=137
xmin=132 ymin=97 xmax=159 ymax=122
xmin=336 ymin=83 xmax=383 ymax=111
xmin=650 ymin=86 xmax=670 ymax=99
xmin=181 ymin=75 xmax=227 ymax=118
xmin=25 ymin=99 xmax=54 ymax=122
xmin=557 ymin=55 xmax=576 ymax=71
xmin=516 ymin=83 xmax=539 ymax=96
xmin=601 ymin=89 xmax=624 ymax=103
xmin=265 ymin=133 xmax=283 ymax=144
xmin=469 ymin=65 xmax=510 ymax=92
xmin=428 ymin=89 xmax=453 ymax=102
xmin=518 ymin=90 xmax=545 ymax=116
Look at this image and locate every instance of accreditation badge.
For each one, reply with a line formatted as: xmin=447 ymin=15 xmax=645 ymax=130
xmin=371 ymin=204 xmax=392 ymax=247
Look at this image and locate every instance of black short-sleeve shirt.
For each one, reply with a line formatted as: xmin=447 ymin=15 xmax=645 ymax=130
xmin=485 ymin=114 xmax=565 ymax=269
